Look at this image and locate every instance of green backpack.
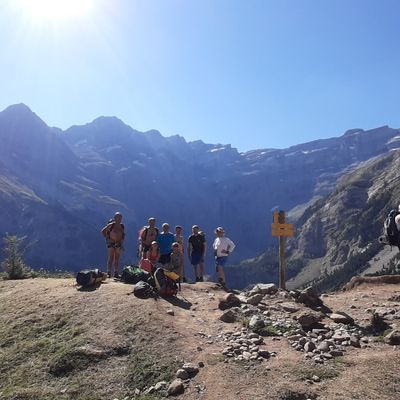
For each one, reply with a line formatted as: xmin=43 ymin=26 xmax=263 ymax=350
xmin=120 ymin=265 xmax=149 ymax=284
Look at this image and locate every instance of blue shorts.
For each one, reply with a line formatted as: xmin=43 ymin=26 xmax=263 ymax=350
xmin=215 ymin=256 xmax=228 ymax=270
xmin=190 ymin=252 xmax=203 ymax=266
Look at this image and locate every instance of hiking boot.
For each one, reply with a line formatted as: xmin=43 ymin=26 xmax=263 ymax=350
xmin=217 ymin=278 xmax=227 ymax=288
xmin=107 ymin=272 xmax=112 ymax=279
xmin=114 ymin=272 xmax=120 ymax=279
xmin=199 ymin=276 xmax=204 ymax=282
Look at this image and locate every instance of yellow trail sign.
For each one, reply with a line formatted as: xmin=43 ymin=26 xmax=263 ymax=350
xmin=271 ymin=223 xmax=294 ymax=230
xmin=271 ymin=229 xmax=294 ymax=237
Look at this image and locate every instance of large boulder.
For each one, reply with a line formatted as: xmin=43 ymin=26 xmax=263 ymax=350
xmin=328 ymin=311 xmax=354 ymax=325
xmin=219 ymin=293 xmax=241 ymax=310
xmin=293 ymin=287 xmax=325 ymax=310
xmin=246 ymin=294 xmax=264 ymax=306
xmin=220 ymin=309 xmax=236 ymax=323
xmin=385 ymin=330 xmax=400 ymax=345
xmin=296 ymin=311 xmax=323 ymax=329
xmin=249 ymin=315 xmax=265 ymax=331
xmin=248 ymin=283 xmax=278 ymax=297
xmin=167 ymin=379 xmax=184 ymax=396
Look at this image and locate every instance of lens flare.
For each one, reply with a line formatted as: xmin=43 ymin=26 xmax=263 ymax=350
xmin=18 ymin=0 xmax=93 ymax=20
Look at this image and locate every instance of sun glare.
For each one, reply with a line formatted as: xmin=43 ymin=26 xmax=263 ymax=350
xmin=18 ymin=0 xmax=93 ymax=20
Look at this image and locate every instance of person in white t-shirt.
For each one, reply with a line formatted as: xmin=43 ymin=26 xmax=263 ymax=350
xmin=213 ymin=227 xmax=235 ymax=288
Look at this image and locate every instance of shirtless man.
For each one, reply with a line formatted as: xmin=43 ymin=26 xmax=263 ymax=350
xmin=140 ymin=217 xmax=159 ymax=258
xmin=101 ymin=212 xmax=125 ymax=278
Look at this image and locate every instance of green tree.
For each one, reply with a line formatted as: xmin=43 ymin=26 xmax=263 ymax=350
xmin=1 ymin=234 xmax=32 ymax=280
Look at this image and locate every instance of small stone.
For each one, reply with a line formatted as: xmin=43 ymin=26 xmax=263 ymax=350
xmin=220 ymin=310 xmax=236 ymax=323
xmin=304 ymin=341 xmax=316 ymax=352
xmin=219 ymin=293 xmax=241 ymax=310
xmin=242 ymin=351 xmax=251 ymax=360
xmin=166 ymin=309 xmax=175 ymax=316
xmin=312 ymin=375 xmax=321 ymax=382
xmin=280 ymin=302 xmax=300 ymax=313
xmin=168 ymin=379 xmax=184 ymax=396
xmin=154 ymin=381 xmax=167 ymax=391
xmin=197 ymin=346 xmax=203 ymax=351
xmin=385 ymin=330 xmax=400 ymax=345
xmin=248 ymin=283 xmax=278 ymax=296
xmin=350 ymin=335 xmax=360 ymax=348
xmin=176 ymin=369 xmax=189 ymax=380
xmin=249 ymin=315 xmax=265 ymax=330
xmin=247 ymin=293 xmax=264 ymax=305
xmin=198 ymin=361 xmax=205 ymax=368
xmin=317 ymin=340 xmax=333 ymax=352
xmin=296 ymin=311 xmax=323 ymax=329
xmin=329 ymin=312 xmax=354 ymax=325
xmin=329 ymin=350 xmax=344 ymax=357
xmin=258 ymin=349 xmax=270 ymax=359
xmin=181 ymin=363 xmax=199 ymax=375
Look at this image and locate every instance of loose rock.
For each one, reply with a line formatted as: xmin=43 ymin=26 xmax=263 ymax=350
xmin=168 ymin=379 xmax=184 ymax=396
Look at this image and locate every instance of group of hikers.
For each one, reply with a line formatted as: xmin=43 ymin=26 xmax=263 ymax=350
xmin=101 ymin=214 xmax=235 ymax=288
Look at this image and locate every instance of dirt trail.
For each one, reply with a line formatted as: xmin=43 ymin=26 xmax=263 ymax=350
xmin=1 ymin=278 xmax=400 ymax=400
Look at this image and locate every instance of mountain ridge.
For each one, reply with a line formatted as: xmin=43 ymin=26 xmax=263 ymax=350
xmin=1 ymin=103 xmax=399 ymax=286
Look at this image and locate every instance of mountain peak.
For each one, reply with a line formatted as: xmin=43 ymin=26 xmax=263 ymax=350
xmin=0 ymin=103 xmax=48 ymax=129
xmin=3 ymin=103 xmax=33 ymax=114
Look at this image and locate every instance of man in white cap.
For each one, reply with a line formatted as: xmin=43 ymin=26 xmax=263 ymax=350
xmin=213 ymin=227 xmax=235 ymax=288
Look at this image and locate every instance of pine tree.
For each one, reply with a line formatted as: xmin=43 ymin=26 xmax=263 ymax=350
xmin=1 ymin=234 xmax=31 ymax=279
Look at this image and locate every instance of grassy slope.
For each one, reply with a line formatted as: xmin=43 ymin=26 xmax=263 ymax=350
xmin=1 ymin=278 xmax=400 ymax=400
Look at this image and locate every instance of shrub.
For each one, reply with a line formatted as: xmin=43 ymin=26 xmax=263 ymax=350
xmin=1 ymin=234 xmax=32 ymax=279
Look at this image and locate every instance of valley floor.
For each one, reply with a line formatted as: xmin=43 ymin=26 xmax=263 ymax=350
xmin=0 ymin=278 xmax=400 ymax=400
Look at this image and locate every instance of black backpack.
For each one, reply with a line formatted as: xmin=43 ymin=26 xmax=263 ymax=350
xmin=383 ymin=209 xmax=400 ymax=246
xmin=133 ymin=280 xmax=154 ymax=298
xmin=76 ymin=269 xmax=107 ymax=287
xmin=120 ymin=265 xmax=149 ymax=284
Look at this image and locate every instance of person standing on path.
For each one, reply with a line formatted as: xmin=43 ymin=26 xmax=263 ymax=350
xmin=174 ymin=225 xmax=186 ymax=282
xmin=213 ymin=227 xmax=235 ymax=288
xmin=157 ymin=223 xmax=175 ymax=265
xmin=101 ymin=212 xmax=125 ymax=278
xmin=188 ymin=225 xmax=206 ymax=282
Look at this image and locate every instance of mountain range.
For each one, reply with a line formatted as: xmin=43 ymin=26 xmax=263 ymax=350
xmin=1 ymin=103 xmax=399 ymax=287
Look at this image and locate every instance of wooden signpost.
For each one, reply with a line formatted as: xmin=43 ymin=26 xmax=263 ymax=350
xmin=271 ymin=210 xmax=294 ymax=290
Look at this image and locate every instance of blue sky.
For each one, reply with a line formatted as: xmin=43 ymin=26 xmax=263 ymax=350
xmin=1 ymin=0 xmax=400 ymax=151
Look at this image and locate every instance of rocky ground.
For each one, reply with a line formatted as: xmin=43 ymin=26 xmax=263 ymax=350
xmin=1 ymin=277 xmax=400 ymax=400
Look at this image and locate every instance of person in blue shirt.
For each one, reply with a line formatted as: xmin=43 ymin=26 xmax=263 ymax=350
xmin=157 ymin=223 xmax=175 ymax=265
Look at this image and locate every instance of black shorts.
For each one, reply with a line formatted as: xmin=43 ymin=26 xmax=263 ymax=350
xmin=107 ymin=242 xmax=122 ymax=249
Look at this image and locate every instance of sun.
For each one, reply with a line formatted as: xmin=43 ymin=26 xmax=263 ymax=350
xmin=17 ymin=0 xmax=93 ymax=20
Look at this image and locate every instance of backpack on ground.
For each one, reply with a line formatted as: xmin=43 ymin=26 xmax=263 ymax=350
xmin=382 ymin=209 xmax=400 ymax=247
xmin=133 ymin=280 xmax=154 ymax=298
xmin=120 ymin=265 xmax=150 ymax=284
xmin=154 ymin=268 xmax=178 ymax=297
xmin=76 ymin=269 xmax=107 ymax=287
xmin=139 ymin=258 xmax=154 ymax=274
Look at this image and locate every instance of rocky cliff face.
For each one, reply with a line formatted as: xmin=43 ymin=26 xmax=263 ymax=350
xmin=231 ymin=148 xmax=400 ymax=290
xmin=1 ymin=103 xmax=399 ymax=279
